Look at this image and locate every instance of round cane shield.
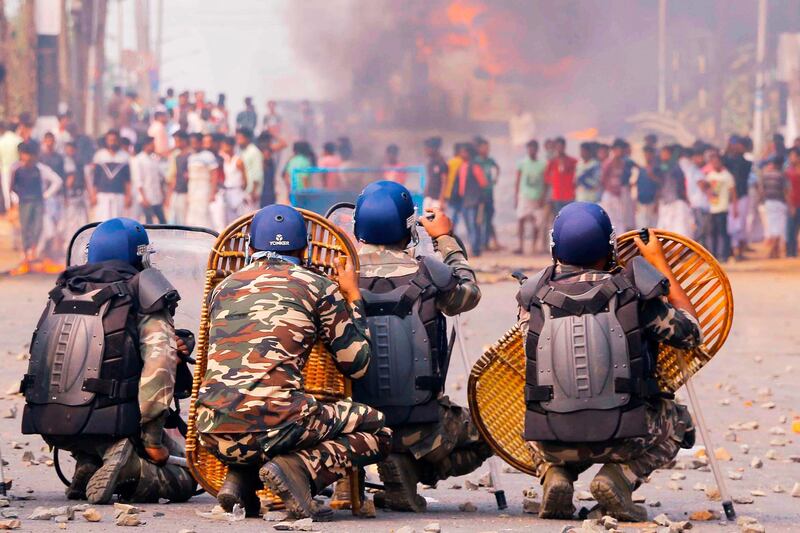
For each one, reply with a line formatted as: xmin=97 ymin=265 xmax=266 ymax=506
xmin=468 ymin=230 xmax=734 ymax=475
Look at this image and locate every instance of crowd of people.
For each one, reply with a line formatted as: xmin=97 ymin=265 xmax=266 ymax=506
xmin=499 ymin=132 xmax=800 ymax=262
xmin=1 ymin=85 xmax=800 ymax=273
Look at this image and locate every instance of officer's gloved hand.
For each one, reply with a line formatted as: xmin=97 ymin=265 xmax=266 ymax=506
xmin=175 ymin=329 xmax=196 ymax=362
xmin=419 ymin=207 xmax=453 ymax=239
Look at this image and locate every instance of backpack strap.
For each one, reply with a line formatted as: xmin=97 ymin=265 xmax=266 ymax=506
xmin=393 ymin=266 xmax=434 ymax=317
xmin=81 ymin=376 xmax=139 ymax=400
xmin=535 ymin=275 xmax=624 ymax=316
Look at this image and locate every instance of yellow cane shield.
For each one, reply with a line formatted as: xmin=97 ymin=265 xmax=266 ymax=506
xmin=467 ymin=230 xmax=734 ymax=475
xmin=184 ymin=209 xmax=362 ymax=513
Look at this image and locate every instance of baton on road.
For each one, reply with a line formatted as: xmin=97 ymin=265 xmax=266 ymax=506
xmin=678 ymin=349 xmax=735 ymax=520
xmin=0 ymin=442 xmax=8 ymax=496
xmin=453 ymin=315 xmax=507 ymax=510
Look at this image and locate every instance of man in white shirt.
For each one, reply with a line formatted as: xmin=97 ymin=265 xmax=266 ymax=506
xmin=679 ymin=147 xmax=711 ymax=249
xmin=147 ymin=110 xmax=171 ymax=159
xmin=131 ymin=136 xmax=166 ymax=224
xmin=186 ymin=133 xmax=219 ymax=228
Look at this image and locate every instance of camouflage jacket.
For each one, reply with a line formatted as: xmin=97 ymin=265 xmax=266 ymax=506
xmin=359 ymin=234 xmax=481 ymax=316
xmin=516 ymin=264 xmax=702 ymax=351
xmin=195 ymin=257 xmax=371 ymax=434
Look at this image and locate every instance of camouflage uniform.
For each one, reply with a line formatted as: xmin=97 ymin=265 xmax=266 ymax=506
xmin=519 ymin=265 xmax=701 ymax=489
xmin=196 ymin=257 xmax=391 ymax=491
xmin=358 ymin=234 xmax=492 ymax=484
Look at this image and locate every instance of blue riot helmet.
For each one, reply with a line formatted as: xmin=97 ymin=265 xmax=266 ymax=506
xmin=353 ymin=180 xmax=417 ymax=245
xmin=249 ymin=205 xmax=308 ymax=253
xmin=87 ymin=217 xmax=152 ymax=268
xmin=550 ymin=202 xmax=616 ymax=267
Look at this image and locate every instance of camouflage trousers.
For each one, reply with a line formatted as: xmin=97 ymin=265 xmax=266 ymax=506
xmin=46 ymin=432 xmax=196 ymax=502
xmin=529 ymin=399 xmax=694 ymax=489
xmin=201 ymin=399 xmax=392 ymax=491
xmin=388 ymin=396 xmax=493 ymax=486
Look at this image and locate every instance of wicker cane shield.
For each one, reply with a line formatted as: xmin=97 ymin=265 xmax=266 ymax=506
xmin=468 ymin=230 xmax=734 ymax=475
xmin=185 ymin=209 xmax=362 ymax=513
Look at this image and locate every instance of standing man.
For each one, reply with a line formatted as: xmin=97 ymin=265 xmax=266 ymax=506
xmin=8 ymin=142 xmax=62 ymax=273
xmin=680 ymin=147 xmax=711 ymax=248
xmin=514 ymin=139 xmax=547 ymax=255
xmin=89 ymin=129 xmax=131 ymax=221
xmin=519 ymin=203 xmax=700 ymax=522
xmin=575 ymin=142 xmax=601 ymax=203
xmin=197 ymin=205 xmax=390 ymax=519
xmin=452 ymin=144 xmax=488 ymax=257
xmin=600 ymin=139 xmax=629 ymax=232
xmin=785 ymin=147 xmax=800 ymax=257
xmin=219 ymin=136 xmax=248 ymax=225
xmin=655 ymin=145 xmax=692 ymax=236
xmin=131 ymin=137 xmax=166 ymax=224
xmin=166 ymin=131 xmax=191 ymax=224
xmin=353 ymin=182 xmax=491 ymax=512
xmin=722 ymin=136 xmax=752 ymax=260
xmin=263 ymin=100 xmax=282 ymax=136
xmin=236 ymin=97 xmax=258 ymax=133
xmin=236 ymin=128 xmax=263 ymax=207
xmin=62 ymin=141 xmax=89 ymax=239
xmin=185 ymin=133 xmax=219 ymax=228
xmin=635 ymin=146 xmax=659 ymax=229
xmin=705 ymin=150 xmax=737 ymax=262
xmin=474 ymin=136 xmax=501 ymax=252
xmin=38 ymin=132 xmax=67 ymax=255
xmin=423 ymin=136 xmax=447 ymax=210
xmin=0 ymin=120 xmax=23 ymax=213
xmin=544 ymin=137 xmax=576 ymax=215
xmin=147 ymin=110 xmax=171 ymax=159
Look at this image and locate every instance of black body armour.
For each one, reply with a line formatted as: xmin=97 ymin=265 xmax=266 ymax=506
xmin=21 ymin=260 xmax=179 ymax=439
xmin=353 ymin=255 xmax=457 ymax=426
xmin=518 ymin=257 xmax=669 ymax=443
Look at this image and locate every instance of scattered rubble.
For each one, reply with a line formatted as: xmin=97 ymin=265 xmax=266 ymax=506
xmin=749 ymin=457 xmax=763 ymax=469
xmin=522 ymin=497 xmax=540 ymax=514
xmin=458 ymin=502 xmax=477 ymax=512
xmin=423 ymin=522 xmax=441 ymax=533
xmin=688 ymin=509 xmax=716 ymax=521
xmin=0 ymin=520 xmax=20 ymax=530
xmin=81 ymin=508 xmax=102 ymax=522
xmin=791 ymin=482 xmax=800 ymax=498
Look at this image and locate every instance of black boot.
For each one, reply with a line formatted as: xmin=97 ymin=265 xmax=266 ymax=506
xmin=260 ymin=455 xmax=333 ymax=521
xmin=218 ymin=466 xmax=262 ymax=517
xmin=65 ymin=454 xmax=102 ymax=500
xmin=589 ymin=464 xmax=647 ymax=522
xmin=539 ymin=466 xmax=576 ymax=519
xmin=85 ymin=439 xmax=141 ymax=504
xmin=375 ymin=453 xmax=426 ymax=512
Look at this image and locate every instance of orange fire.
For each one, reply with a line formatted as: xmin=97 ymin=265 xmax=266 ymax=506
xmin=417 ymin=0 xmax=578 ymax=82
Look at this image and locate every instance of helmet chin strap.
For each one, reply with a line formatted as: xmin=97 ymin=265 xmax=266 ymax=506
xmin=137 ymin=244 xmax=155 ymax=269
xmin=243 ymin=234 xmax=252 ymax=264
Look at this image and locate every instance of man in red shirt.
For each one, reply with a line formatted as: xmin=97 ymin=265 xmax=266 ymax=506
xmin=786 ymin=147 xmax=800 ymax=257
xmin=544 ymin=137 xmax=577 ymax=214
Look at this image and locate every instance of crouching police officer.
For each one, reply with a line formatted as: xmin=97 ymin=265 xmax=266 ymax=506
xmin=351 ymin=181 xmax=493 ymax=512
xmin=21 ymin=218 xmax=196 ymax=504
xmin=196 ymin=205 xmax=391 ymax=520
xmin=517 ymin=202 xmax=700 ymax=521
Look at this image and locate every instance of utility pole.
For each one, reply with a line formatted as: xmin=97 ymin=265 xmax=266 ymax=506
xmin=753 ymin=0 xmax=768 ymax=158
xmin=155 ymin=0 xmax=163 ymax=94
xmin=134 ymin=0 xmax=151 ymax=106
xmin=657 ymin=0 xmax=667 ymax=114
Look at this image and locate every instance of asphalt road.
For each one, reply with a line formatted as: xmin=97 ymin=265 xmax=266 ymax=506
xmin=1 ymin=259 xmax=799 ymax=532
